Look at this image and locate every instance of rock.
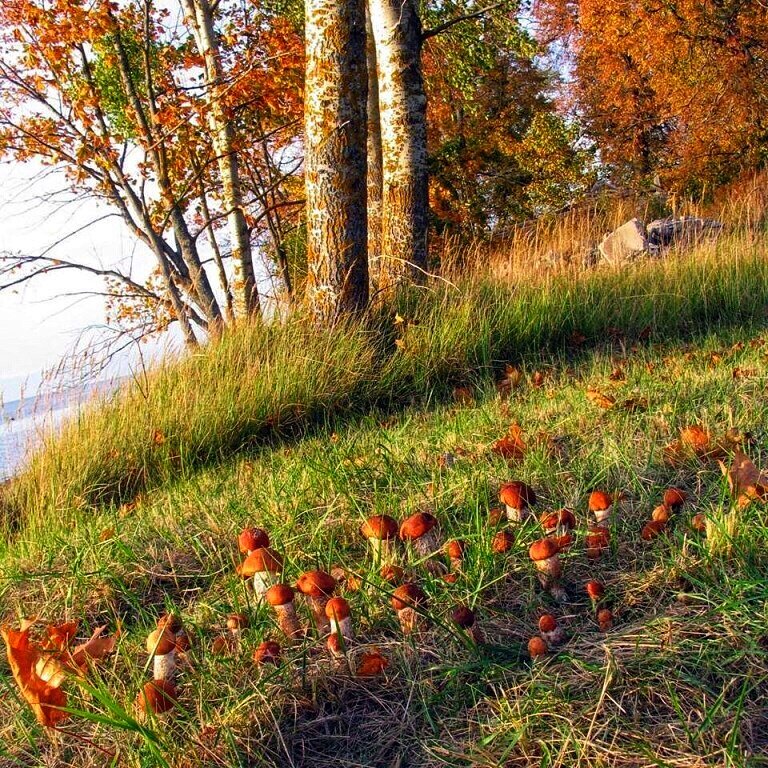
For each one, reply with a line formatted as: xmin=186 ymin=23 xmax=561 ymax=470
xmin=598 ymin=218 xmax=648 ymax=264
xmin=647 ymin=216 xmax=723 ymax=249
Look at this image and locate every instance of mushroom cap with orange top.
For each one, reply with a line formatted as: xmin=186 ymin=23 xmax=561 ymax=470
xmin=663 ymin=488 xmax=687 ymax=510
xmin=146 ymin=628 xmax=176 ymax=656
xmin=451 ymin=606 xmax=475 ymax=629
xmin=226 ymin=613 xmax=248 ymax=631
xmin=137 ymin=679 xmax=177 ymax=714
xmin=238 ymin=527 xmax=270 ymax=554
xmin=540 ymin=508 xmax=576 ymax=531
xmin=253 ymin=640 xmax=281 ymax=665
xmin=528 ymin=636 xmax=548 ymax=657
xmin=492 ymin=530 xmax=514 ymax=553
xmin=380 ymin=564 xmax=405 ymax=584
xmin=588 ymin=490 xmax=613 ymax=512
xmin=240 ymin=547 xmax=283 ymax=578
xmin=641 ymin=520 xmax=666 ymax=540
xmin=538 ymin=614 xmax=558 ymax=633
xmin=296 ymin=570 xmax=337 ymax=599
xmin=325 ymin=596 xmax=351 ymax=621
xmin=445 ymin=539 xmax=466 ymax=559
xmin=586 ymin=526 xmax=611 ymax=548
xmin=157 ymin=613 xmax=182 ymax=633
xmin=399 ymin=512 xmax=438 ymax=540
xmin=361 ymin=515 xmax=398 ymax=541
xmin=652 ymin=505 xmax=671 ymax=523
xmin=499 ymin=481 xmax=536 ymax=509
xmin=265 ymin=584 xmax=295 ymax=607
xmin=585 ymin=580 xmax=605 ymax=600
xmin=391 ymin=583 xmax=427 ymax=611
xmin=529 ymin=537 xmax=560 ymax=562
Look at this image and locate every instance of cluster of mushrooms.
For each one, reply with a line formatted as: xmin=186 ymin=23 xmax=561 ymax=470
xmin=135 ymin=482 xmax=694 ymax=715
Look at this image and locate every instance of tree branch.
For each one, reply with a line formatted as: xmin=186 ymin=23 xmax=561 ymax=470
xmin=422 ymin=2 xmax=505 ymax=41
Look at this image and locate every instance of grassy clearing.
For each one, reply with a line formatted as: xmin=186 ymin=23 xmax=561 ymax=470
xmin=1 ymin=315 xmax=768 ymax=766
xmin=3 ymin=226 xmax=768 ymax=536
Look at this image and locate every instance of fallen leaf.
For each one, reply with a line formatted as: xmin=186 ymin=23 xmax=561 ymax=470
xmin=586 ymin=389 xmax=616 ymax=409
xmin=720 ymin=450 xmax=768 ymax=508
xmin=69 ymin=625 xmax=117 ymax=670
xmin=531 ymin=371 xmax=545 ymax=388
xmin=609 ymin=367 xmax=626 ymax=382
xmin=491 ymin=424 xmax=527 ymax=462
xmin=357 ymin=650 xmax=388 ymax=677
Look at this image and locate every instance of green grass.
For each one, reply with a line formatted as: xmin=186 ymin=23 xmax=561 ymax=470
xmin=1 ymin=303 xmax=768 ymax=765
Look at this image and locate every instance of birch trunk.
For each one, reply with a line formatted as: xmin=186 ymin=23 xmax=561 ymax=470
xmin=368 ymin=0 xmax=428 ymax=293
xmin=305 ymin=0 xmax=369 ymax=321
xmin=183 ymin=0 xmax=260 ymax=318
xmin=366 ymin=6 xmax=383 ymax=289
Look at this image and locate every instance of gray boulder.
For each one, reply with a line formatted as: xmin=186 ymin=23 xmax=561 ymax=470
xmin=598 ymin=218 xmax=648 ymax=264
xmin=647 ymin=216 xmax=723 ymax=249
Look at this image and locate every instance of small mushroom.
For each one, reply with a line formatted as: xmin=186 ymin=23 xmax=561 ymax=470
xmin=226 ymin=613 xmax=248 ymax=648
xmin=391 ymin=583 xmax=428 ymax=635
xmin=325 ymin=597 xmax=353 ymax=641
xmin=361 ymin=515 xmax=399 ymax=563
xmin=499 ymin=481 xmax=536 ymax=523
xmin=157 ymin=613 xmax=190 ymax=652
xmin=488 ymin=506 xmax=505 ymax=527
xmin=239 ymin=547 xmax=283 ymax=599
xmin=451 ymin=605 xmax=482 ymax=644
xmin=296 ymin=570 xmax=337 ymax=633
xmin=491 ymin=529 xmax=515 ymax=554
xmin=266 ymin=584 xmax=303 ymax=638
xmin=585 ymin=579 xmax=605 ymax=604
xmin=137 ymin=679 xmax=177 ymax=716
xmin=146 ymin=627 xmax=176 ymax=681
xmin=641 ymin=520 xmax=667 ymax=540
xmin=399 ymin=512 xmax=442 ymax=558
xmin=585 ymin=525 xmax=611 ymax=559
xmin=326 ymin=632 xmax=349 ymax=670
xmin=238 ymin=527 xmax=270 ymax=555
xmin=528 ymin=636 xmax=548 ymax=658
xmin=597 ymin=608 xmax=613 ymax=632
xmin=652 ymin=504 xmax=671 ymax=523
xmin=253 ymin=640 xmax=282 ymax=666
xmin=540 ymin=508 xmax=576 ymax=535
xmin=663 ymin=488 xmax=687 ymax=512
xmin=538 ymin=614 xmax=565 ymax=646
xmin=691 ymin=513 xmax=707 ymax=533
xmin=445 ymin=539 xmax=467 ymax=572
xmin=380 ymin=564 xmax=405 ymax=584
xmin=589 ymin=490 xmax=613 ymax=526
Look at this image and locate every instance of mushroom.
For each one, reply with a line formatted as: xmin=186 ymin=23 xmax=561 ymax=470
xmin=238 ymin=527 xmax=270 ymax=555
xmin=157 ymin=613 xmax=190 ymax=653
xmin=585 ymin=579 xmax=605 ymax=602
xmin=399 ymin=512 xmax=442 ymax=558
xmin=652 ymin=504 xmax=671 ymax=523
xmin=146 ymin=627 xmax=176 ymax=681
xmin=445 ymin=539 xmax=466 ymax=572
xmin=391 ymin=583 xmax=428 ymax=635
xmin=663 ymin=488 xmax=687 ymax=512
xmin=265 ymin=584 xmax=303 ymax=638
xmin=499 ymin=481 xmax=536 ymax=523
xmin=380 ymin=564 xmax=405 ymax=584
xmin=325 ymin=597 xmax=353 ymax=641
xmin=360 ymin=515 xmax=399 ymax=563
xmin=538 ymin=614 xmax=565 ymax=646
xmin=296 ymin=570 xmax=337 ymax=633
xmin=527 ymin=636 xmax=548 ymax=658
xmin=491 ymin=529 xmax=515 ymax=554
xmin=691 ymin=513 xmax=707 ymax=533
xmin=451 ymin=605 xmax=482 ymax=644
xmin=253 ymin=640 xmax=282 ymax=666
xmin=540 ymin=508 xmax=576 ymax=535
xmin=585 ymin=525 xmax=611 ymax=559
xmin=641 ymin=520 xmax=666 ymax=540
xmin=226 ymin=613 xmax=248 ymax=648
xmin=137 ymin=679 xmax=177 ymax=717
xmin=239 ymin=547 xmax=283 ymax=599
xmin=597 ymin=608 xmax=613 ymax=632
xmin=589 ymin=490 xmax=613 ymax=526
xmin=529 ymin=538 xmax=565 ymax=600
xmin=326 ymin=632 xmax=348 ymax=670
xmin=488 ymin=506 xmax=505 ymax=527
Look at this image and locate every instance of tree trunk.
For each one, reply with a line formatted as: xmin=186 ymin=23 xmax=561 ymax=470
xmin=366 ymin=5 xmax=383 ymax=290
xmin=368 ymin=0 xmax=428 ymax=293
xmin=304 ymin=0 xmax=369 ymax=321
xmin=182 ymin=0 xmax=260 ymax=319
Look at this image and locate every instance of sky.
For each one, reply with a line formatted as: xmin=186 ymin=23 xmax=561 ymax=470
xmin=0 ymin=161 xmax=171 ymax=404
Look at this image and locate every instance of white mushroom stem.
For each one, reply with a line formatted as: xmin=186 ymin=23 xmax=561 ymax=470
xmin=412 ymin=528 xmax=442 ymax=557
xmin=449 ymin=556 xmax=463 ymax=571
xmin=153 ymin=651 xmax=176 ymax=681
xmin=533 ymin=555 xmax=562 ymax=579
xmin=369 ymin=537 xmax=397 ymax=564
xmin=253 ymin=570 xmax=280 ymax=599
xmin=540 ymin=626 xmax=566 ymax=646
xmin=274 ymin=603 xmax=303 ymax=638
xmin=308 ymin=597 xmax=331 ymax=633
xmin=593 ymin=508 xmax=612 ymax=525
xmin=329 ymin=615 xmax=353 ymax=641
xmin=505 ymin=504 xmax=529 ymax=523
xmin=396 ymin=606 xmax=421 ymax=635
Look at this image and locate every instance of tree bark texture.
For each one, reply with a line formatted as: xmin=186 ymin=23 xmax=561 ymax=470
xmin=305 ymin=0 xmax=369 ymax=321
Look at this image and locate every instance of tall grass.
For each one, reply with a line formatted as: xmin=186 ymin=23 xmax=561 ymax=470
xmin=2 ymin=224 xmax=767 ymax=535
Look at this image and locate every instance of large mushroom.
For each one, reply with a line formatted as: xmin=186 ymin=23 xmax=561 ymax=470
xmin=137 ymin=679 xmax=177 ymax=717
xmin=399 ymin=512 xmax=442 ymax=557
xmin=361 ymin=515 xmax=399 ymax=563
xmin=499 ymin=481 xmax=536 ymax=523
xmin=296 ymin=570 xmax=337 ymax=633
xmin=239 ymin=547 xmax=283 ymax=599
xmin=529 ymin=538 xmax=566 ymax=600
xmin=589 ymin=490 xmax=613 ymax=526
xmin=391 ymin=583 xmax=428 ymax=635
xmin=325 ymin=597 xmax=353 ymax=640
xmin=238 ymin=527 xmax=270 ymax=555
xmin=146 ymin=627 xmax=176 ymax=681
xmin=266 ymin=584 xmax=303 ymax=638
xmin=540 ymin=508 xmax=576 ymax=536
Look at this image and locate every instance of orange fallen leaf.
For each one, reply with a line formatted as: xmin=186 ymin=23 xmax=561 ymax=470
xmin=69 ymin=625 xmax=117 ymax=670
xmin=586 ymin=389 xmax=616 ymax=409
xmin=720 ymin=450 xmax=768 ymax=509
xmin=357 ymin=649 xmax=388 ymax=677
xmin=491 ymin=424 xmax=527 ymax=462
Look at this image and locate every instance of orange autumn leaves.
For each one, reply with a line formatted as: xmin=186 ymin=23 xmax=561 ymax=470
xmin=2 ymin=620 xmax=116 ymax=727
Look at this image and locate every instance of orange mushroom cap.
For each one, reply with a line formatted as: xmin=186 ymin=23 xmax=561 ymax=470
xmin=240 ymin=547 xmax=283 ymax=577
xmin=391 ymin=583 xmax=427 ymax=611
xmin=226 ymin=613 xmax=248 ymax=631
xmin=361 ymin=515 xmax=399 ymax=540
xmin=451 ymin=606 xmax=475 ymax=629
xmin=540 ymin=508 xmax=576 ymax=531
xmin=538 ymin=614 xmax=558 ymax=633
xmin=588 ymin=490 xmax=613 ymax=512
xmin=691 ymin=513 xmax=707 ymax=533
xmin=492 ymin=529 xmax=515 ymax=553
xmin=499 ymin=481 xmax=536 ymax=509
xmin=529 ymin=537 xmax=560 ymax=561
xmin=399 ymin=512 xmax=438 ymax=541
xmin=641 ymin=520 xmax=667 ymax=540
xmin=296 ymin=570 xmax=337 ymax=599
xmin=325 ymin=596 xmax=351 ymax=621
xmin=585 ymin=526 xmax=611 ymax=548
xmin=445 ymin=539 xmax=466 ymax=559
xmin=663 ymin=488 xmax=687 ymax=511
xmin=253 ymin=640 xmax=281 ymax=665
xmin=528 ymin=636 xmax=548 ymax=657
xmin=585 ymin=580 xmax=605 ymax=600
xmin=652 ymin=504 xmax=671 ymax=523
xmin=597 ymin=608 xmax=613 ymax=628
xmin=146 ymin=628 xmax=176 ymax=656
xmin=137 ymin=679 xmax=177 ymax=714
xmin=238 ymin=527 xmax=270 ymax=554
xmin=265 ymin=583 xmax=295 ymax=607
xmin=157 ymin=613 xmax=182 ymax=633
xmin=380 ymin=564 xmax=405 ymax=584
